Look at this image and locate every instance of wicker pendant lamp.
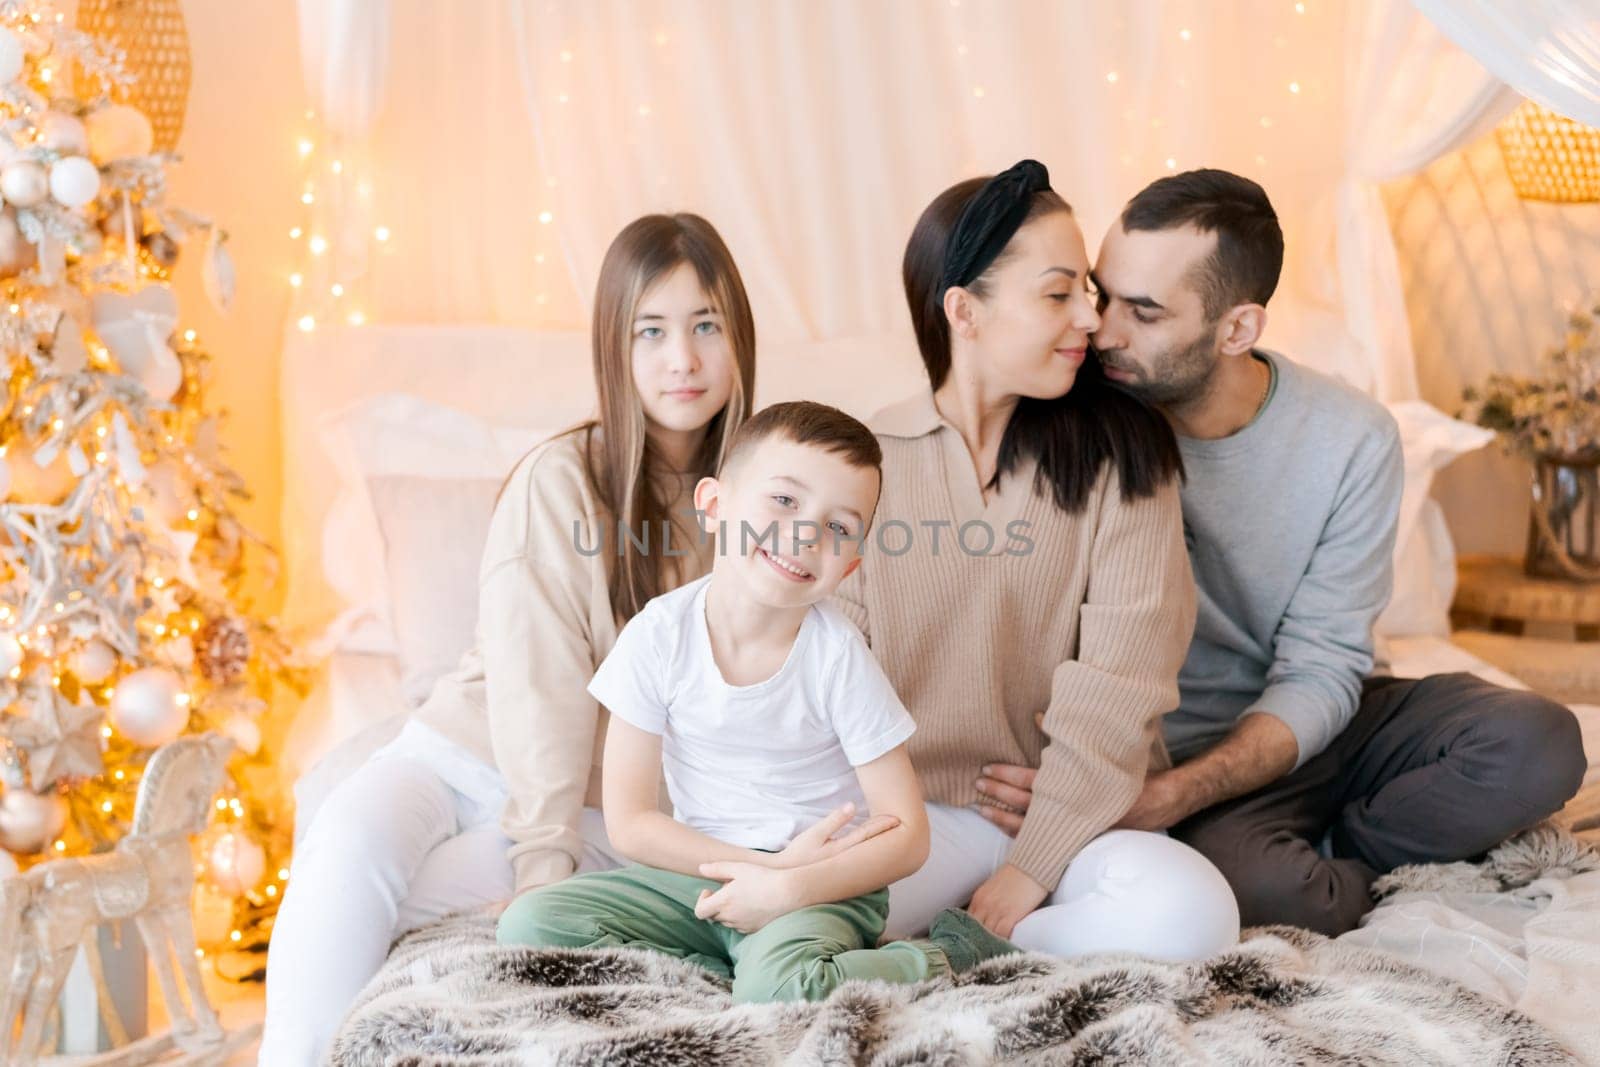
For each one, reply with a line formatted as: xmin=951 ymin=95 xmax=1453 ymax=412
xmin=77 ymin=0 xmax=191 ymax=152
xmin=1496 ymin=98 xmax=1600 ymax=204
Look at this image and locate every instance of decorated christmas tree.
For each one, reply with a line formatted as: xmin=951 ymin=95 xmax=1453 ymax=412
xmin=0 ymin=0 xmax=302 ymax=970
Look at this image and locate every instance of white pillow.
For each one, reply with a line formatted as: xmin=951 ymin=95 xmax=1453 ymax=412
xmin=1376 ymin=401 xmax=1494 ymax=638
xmin=315 ymin=392 xmax=560 ymax=656
xmin=367 ymin=474 xmax=508 ymax=706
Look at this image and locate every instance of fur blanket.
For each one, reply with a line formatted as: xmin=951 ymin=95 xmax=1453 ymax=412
xmin=331 ymin=831 xmax=1595 ymax=1066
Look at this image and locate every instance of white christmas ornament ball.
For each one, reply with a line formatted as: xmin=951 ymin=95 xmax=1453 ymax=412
xmin=0 ymin=788 xmax=67 ymax=855
xmin=49 ymin=156 xmax=100 ymax=208
xmin=0 ymin=29 xmax=22 ymax=84
xmin=0 ymin=631 xmax=22 ymax=675
xmin=70 ymin=639 xmax=117 ymax=685
xmin=0 ymin=160 xmax=48 ymax=208
xmin=109 ymin=666 xmax=188 ymax=746
xmin=86 ymin=105 xmax=153 ymax=164
xmin=39 ymin=113 xmax=88 ymax=154
xmin=209 ymin=831 xmax=265 ymax=894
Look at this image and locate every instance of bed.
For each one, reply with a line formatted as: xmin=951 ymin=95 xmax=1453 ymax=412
xmin=278 ymin=323 xmax=1600 ymax=1063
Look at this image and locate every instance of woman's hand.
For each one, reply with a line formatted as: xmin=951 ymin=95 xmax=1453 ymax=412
xmin=967 ymin=864 xmax=1047 ymax=939
xmin=772 ymin=802 xmax=900 ymax=869
xmin=695 ymin=861 xmax=802 ymax=934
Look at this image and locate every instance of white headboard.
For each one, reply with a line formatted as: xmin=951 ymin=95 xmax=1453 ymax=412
xmin=278 ymin=322 xmax=928 ymax=641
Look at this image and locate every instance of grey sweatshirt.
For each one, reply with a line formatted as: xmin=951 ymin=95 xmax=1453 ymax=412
xmin=1163 ymin=350 xmax=1403 ymax=770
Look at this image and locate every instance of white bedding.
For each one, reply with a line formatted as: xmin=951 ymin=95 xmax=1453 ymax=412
xmin=291 ymin=635 xmax=1600 ymax=1059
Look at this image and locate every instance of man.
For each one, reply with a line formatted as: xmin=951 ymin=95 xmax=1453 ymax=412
xmin=976 ymin=168 xmax=1585 ymax=935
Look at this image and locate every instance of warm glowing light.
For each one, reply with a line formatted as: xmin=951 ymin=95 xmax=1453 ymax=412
xmin=308 ymin=235 xmax=328 ymax=256
xmin=289 ymin=273 xmax=303 ymax=288
xmin=297 ymin=315 xmax=316 ymax=332
xmin=374 ymin=226 xmax=391 ymax=242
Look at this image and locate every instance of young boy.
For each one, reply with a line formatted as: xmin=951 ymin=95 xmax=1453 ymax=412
xmin=496 ymin=400 xmax=1016 ymax=1002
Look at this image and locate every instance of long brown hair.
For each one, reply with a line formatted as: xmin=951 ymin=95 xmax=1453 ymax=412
xmin=902 ymin=177 xmax=1182 ymax=513
xmin=581 ymin=213 xmax=756 ymax=622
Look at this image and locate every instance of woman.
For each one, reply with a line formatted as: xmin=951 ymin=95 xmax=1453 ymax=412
xmin=834 ymin=161 xmax=1240 ymax=959
xmin=261 ymin=214 xmax=757 ymax=1065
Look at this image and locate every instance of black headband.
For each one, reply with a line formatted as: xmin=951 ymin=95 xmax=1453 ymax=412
xmin=940 ymin=159 xmax=1052 ymax=292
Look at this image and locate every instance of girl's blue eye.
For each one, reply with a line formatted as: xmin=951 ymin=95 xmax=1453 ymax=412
xmin=638 ymin=326 xmax=664 ymax=339
xmin=772 ymin=494 xmax=795 ymax=507
xmin=827 ymin=521 xmax=850 ymax=536
xmin=694 ymin=321 xmax=720 ymax=335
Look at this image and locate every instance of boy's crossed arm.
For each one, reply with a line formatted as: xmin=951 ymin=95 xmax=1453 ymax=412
xmin=602 ymin=716 xmax=928 ymax=933
xmin=696 ymin=744 xmax=928 ymax=933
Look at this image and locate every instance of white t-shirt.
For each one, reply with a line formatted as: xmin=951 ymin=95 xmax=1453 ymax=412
xmin=587 ymin=573 xmax=916 ymax=851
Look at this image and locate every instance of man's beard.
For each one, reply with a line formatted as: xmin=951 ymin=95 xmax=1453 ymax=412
xmin=1099 ymin=329 xmax=1218 ymax=407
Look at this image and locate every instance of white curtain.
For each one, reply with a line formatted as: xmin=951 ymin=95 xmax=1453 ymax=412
xmin=286 ymin=0 xmax=1589 ymax=400
xmin=1412 ymin=0 xmax=1600 ymax=127
xmin=296 ymin=0 xmax=392 ymax=136
xmin=1328 ymin=1 xmax=1519 ymax=402
xmin=506 ymin=0 xmax=1355 ymax=350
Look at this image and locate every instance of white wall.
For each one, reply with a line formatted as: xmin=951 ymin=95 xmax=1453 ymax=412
xmin=162 ymin=0 xmax=304 ymax=606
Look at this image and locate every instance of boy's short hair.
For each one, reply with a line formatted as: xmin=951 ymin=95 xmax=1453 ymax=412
xmin=721 ymin=400 xmax=882 ymax=479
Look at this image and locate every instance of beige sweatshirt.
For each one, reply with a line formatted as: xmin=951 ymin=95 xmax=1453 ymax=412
xmin=414 ymin=429 xmax=711 ymax=894
xmin=830 ymin=390 xmax=1197 ymax=890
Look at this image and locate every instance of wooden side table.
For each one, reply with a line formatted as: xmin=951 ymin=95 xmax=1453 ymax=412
xmin=1451 ymin=555 xmax=1600 ymax=640
xmin=1450 ymin=554 xmax=1600 ymax=706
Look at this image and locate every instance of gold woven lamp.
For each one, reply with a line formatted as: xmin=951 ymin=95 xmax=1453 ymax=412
xmin=1496 ymin=99 xmax=1600 ymax=204
xmin=78 ymin=0 xmax=192 ymax=152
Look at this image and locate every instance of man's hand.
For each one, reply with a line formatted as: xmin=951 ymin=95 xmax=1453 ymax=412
xmin=967 ymin=864 xmax=1047 ymax=939
xmin=772 ymin=802 xmax=900 ymax=869
xmin=695 ymin=861 xmax=802 ymax=933
xmin=1112 ymin=769 xmax=1194 ymax=831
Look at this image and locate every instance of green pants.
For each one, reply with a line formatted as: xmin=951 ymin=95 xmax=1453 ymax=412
xmin=496 ymin=864 xmax=948 ymax=1003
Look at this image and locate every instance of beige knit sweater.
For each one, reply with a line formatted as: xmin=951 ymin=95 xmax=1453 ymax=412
xmin=414 ymin=429 xmax=710 ymax=894
xmin=831 ymin=390 xmax=1196 ymax=890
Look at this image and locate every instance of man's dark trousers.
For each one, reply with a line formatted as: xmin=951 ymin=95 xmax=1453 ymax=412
xmin=1172 ymin=672 xmax=1587 ymax=935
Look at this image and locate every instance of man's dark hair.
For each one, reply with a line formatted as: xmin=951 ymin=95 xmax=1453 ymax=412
xmin=1121 ymin=168 xmax=1283 ymax=319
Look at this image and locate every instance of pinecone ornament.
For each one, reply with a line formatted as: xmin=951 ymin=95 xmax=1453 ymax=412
xmin=196 ymin=615 xmax=250 ymax=684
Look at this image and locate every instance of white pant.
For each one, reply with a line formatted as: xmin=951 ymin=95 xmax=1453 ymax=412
xmin=884 ymin=804 xmax=1240 ymax=961
xmin=258 ymin=732 xmax=624 ymax=1067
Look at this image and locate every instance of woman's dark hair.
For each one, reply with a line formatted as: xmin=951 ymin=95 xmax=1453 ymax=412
xmin=902 ymin=172 xmax=1184 ymax=513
